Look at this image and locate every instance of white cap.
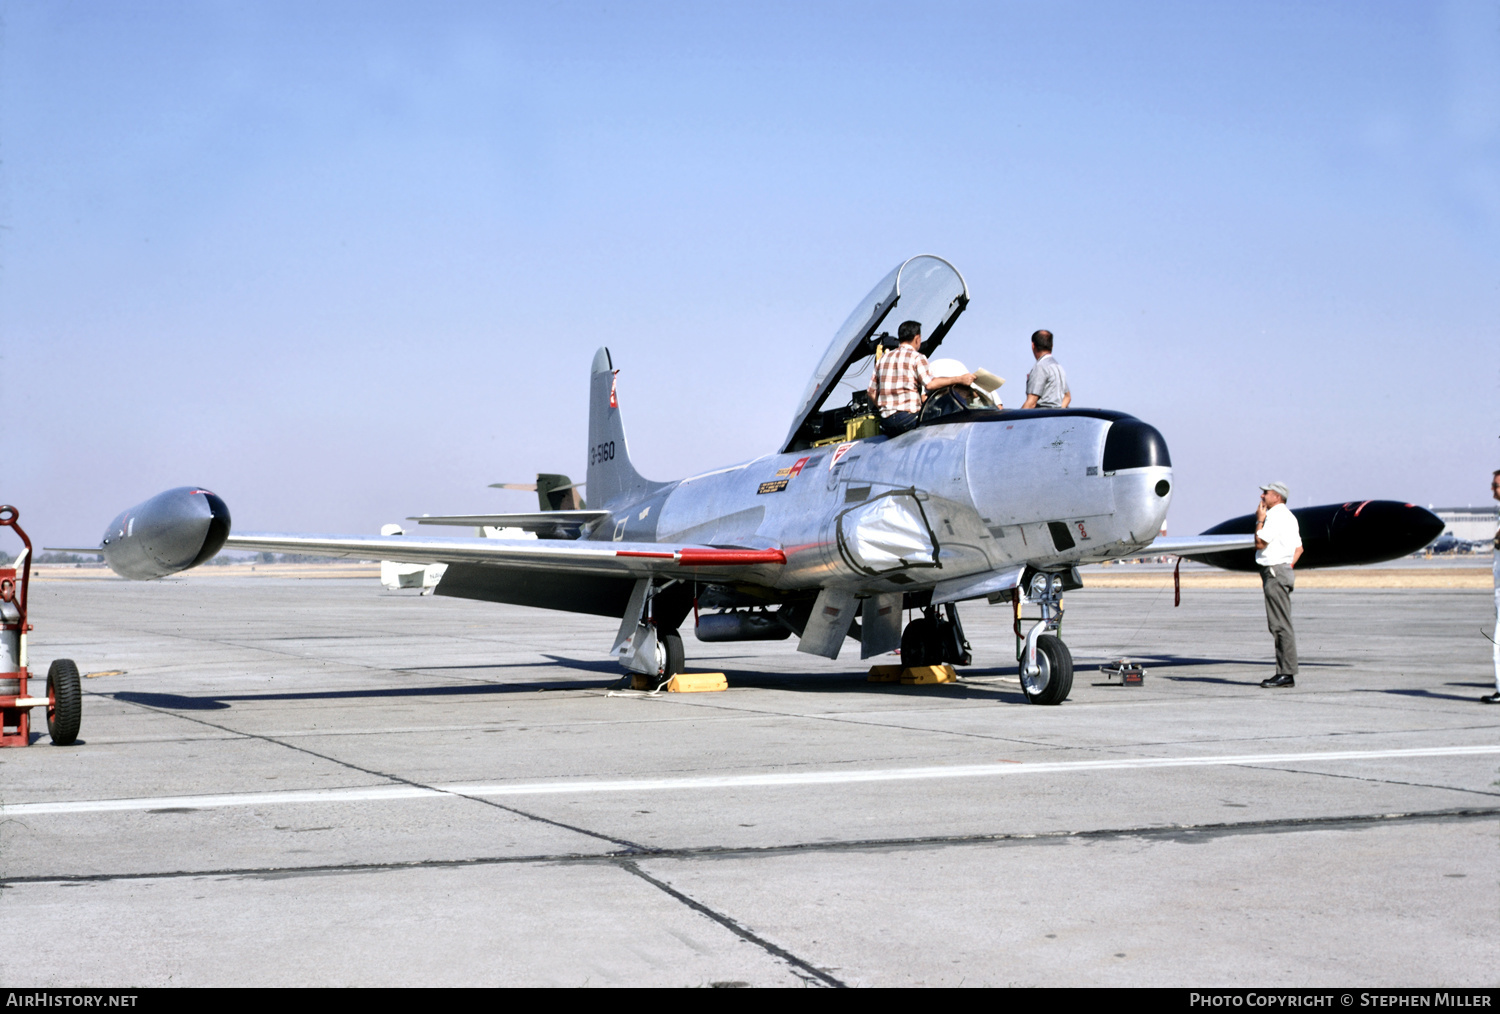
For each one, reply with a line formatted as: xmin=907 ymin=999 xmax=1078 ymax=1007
xmin=928 ymin=358 xmax=969 ymax=379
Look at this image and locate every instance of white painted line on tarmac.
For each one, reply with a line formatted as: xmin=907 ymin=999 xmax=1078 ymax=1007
xmin=3 ymin=744 xmax=1496 ymax=817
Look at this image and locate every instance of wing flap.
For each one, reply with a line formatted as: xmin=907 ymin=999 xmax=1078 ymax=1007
xmin=222 ymin=533 xmax=784 ymax=578
xmin=408 ymin=510 xmax=609 ymax=531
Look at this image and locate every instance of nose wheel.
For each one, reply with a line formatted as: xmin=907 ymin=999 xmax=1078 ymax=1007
xmin=1019 ymin=633 xmax=1073 ymax=705
xmin=1015 ymin=572 xmax=1074 ymax=705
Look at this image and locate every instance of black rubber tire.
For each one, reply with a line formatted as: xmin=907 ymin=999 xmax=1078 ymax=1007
xmin=1020 ymin=634 xmax=1073 ymax=705
xmin=46 ymin=658 xmax=82 ymax=745
xmin=661 ymin=630 xmax=685 ymax=678
xmin=900 ymin=617 xmax=936 ymax=667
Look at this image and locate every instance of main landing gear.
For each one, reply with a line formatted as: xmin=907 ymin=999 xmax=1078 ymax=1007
xmin=615 ymin=578 xmax=691 ymax=690
xmin=1014 ymin=571 xmax=1073 ymax=705
xmin=899 ymin=603 xmax=972 ymax=668
xmin=655 ymin=630 xmax=685 ymax=682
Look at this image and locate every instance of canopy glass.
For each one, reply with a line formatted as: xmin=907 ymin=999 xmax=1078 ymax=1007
xmin=782 ymin=255 xmax=969 ymax=451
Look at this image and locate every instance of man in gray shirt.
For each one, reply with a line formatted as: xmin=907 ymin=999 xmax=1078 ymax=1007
xmin=1022 ymin=330 xmax=1071 ymax=409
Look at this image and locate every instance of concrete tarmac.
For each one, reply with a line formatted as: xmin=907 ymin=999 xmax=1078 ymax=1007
xmin=1 ymin=576 xmax=1496 ymax=987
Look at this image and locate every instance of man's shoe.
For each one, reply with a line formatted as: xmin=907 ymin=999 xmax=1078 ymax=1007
xmin=1260 ymin=674 xmax=1296 ymax=688
xmin=1481 ymin=692 xmax=1500 ymax=704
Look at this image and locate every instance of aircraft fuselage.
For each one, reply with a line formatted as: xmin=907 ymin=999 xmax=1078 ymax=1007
xmin=585 ymin=407 xmax=1173 ymax=597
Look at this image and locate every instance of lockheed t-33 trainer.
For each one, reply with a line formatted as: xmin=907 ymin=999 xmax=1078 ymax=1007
xmin=96 ymin=256 xmax=1443 ymax=704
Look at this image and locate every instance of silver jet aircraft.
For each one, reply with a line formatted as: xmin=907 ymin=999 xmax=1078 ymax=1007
xmin=95 ymin=256 xmax=1443 ymax=704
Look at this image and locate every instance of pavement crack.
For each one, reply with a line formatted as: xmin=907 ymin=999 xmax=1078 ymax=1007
xmin=4 ymin=805 xmax=1492 ymax=888
xmin=92 ymin=688 xmax=654 ymax=855
xmin=615 ymin=860 xmax=845 ymax=988
xmin=1244 ymin=763 xmax=1500 ymax=799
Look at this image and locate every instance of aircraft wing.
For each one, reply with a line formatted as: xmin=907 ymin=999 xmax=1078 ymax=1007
xmin=222 ymin=532 xmax=785 ymax=579
xmin=406 ymin=510 xmax=610 ymax=538
xmin=1147 ymin=534 xmax=1259 ymax=557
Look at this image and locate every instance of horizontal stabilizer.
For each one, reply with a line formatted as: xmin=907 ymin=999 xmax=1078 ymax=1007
xmin=408 ymin=510 xmax=609 ymax=538
xmin=489 ymin=481 xmax=583 ymax=492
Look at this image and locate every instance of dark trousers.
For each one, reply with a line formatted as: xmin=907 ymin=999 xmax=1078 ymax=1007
xmin=879 ymin=411 xmax=918 ymax=437
xmin=1260 ymin=564 xmax=1298 ymax=676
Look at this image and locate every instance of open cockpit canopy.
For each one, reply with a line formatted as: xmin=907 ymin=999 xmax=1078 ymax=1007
xmin=783 ymin=255 xmax=969 ymax=452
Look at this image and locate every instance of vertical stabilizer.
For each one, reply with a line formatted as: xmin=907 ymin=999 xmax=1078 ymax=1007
xmin=587 ymin=348 xmax=661 ymax=509
xmin=535 ymin=474 xmax=584 ymax=511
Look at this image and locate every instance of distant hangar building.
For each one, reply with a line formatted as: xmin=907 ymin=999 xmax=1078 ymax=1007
xmin=1432 ymin=506 xmax=1498 ymax=544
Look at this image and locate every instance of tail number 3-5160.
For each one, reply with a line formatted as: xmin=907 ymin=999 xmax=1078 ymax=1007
xmin=589 ymin=441 xmax=615 ymax=465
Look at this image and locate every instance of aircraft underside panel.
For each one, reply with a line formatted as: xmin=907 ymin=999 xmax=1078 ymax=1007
xmin=434 ymin=562 xmax=637 ymax=617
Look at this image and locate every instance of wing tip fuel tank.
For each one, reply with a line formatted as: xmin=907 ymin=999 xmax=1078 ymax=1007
xmin=103 ymin=487 xmax=231 ymax=580
xmin=1189 ymin=500 xmax=1444 ymax=571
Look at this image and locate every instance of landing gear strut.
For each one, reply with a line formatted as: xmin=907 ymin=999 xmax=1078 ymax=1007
xmin=1016 ymin=572 xmax=1073 ymax=705
xmin=899 ymin=603 xmax=972 ymax=668
xmin=615 ymin=578 xmax=689 ymax=690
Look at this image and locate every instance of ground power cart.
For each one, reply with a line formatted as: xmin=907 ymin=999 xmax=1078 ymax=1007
xmin=0 ymin=505 xmax=81 ymax=746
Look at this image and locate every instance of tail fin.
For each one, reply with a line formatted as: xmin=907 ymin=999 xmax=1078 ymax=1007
xmin=587 ymin=347 xmax=662 ymax=508
xmin=487 ymin=474 xmax=585 ymax=511
xmin=535 ymin=474 xmax=584 ymax=511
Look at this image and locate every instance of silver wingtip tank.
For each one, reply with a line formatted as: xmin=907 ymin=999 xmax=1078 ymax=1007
xmin=102 ymin=487 xmax=232 ymax=580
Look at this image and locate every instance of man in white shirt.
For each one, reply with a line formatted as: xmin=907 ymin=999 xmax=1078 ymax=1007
xmin=1484 ymin=470 xmax=1500 ymax=704
xmin=1254 ymin=482 xmax=1303 ymax=688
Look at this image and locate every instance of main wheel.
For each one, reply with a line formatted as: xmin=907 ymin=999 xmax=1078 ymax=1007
xmin=661 ymin=630 xmax=685 ymax=678
xmin=1019 ymin=634 xmax=1073 ymax=705
xmin=900 ymin=616 xmax=937 ymax=667
xmin=46 ymin=658 xmax=82 ymax=745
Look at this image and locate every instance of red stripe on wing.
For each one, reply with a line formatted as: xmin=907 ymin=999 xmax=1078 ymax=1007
xmin=614 ymin=548 xmax=787 ymax=566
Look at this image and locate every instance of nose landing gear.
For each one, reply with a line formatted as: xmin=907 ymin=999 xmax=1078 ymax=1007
xmin=1015 ymin=572 xmax=1073 ymax=705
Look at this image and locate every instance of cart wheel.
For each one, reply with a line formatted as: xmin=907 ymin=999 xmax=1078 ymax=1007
xmin=46 ymin=659 xmax=82 ymax=745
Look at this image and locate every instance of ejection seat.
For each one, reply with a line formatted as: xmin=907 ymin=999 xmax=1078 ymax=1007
xmin=917 ymin=387 xmax=973 ymax=425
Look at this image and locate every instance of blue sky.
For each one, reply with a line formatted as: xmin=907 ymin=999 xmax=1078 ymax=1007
xmin=3 ymin=0 xmax=1497 ymax=547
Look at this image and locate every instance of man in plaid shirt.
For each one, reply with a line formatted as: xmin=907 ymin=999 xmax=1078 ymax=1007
xmin=867 ymin=320 xmax=976 ymax=436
